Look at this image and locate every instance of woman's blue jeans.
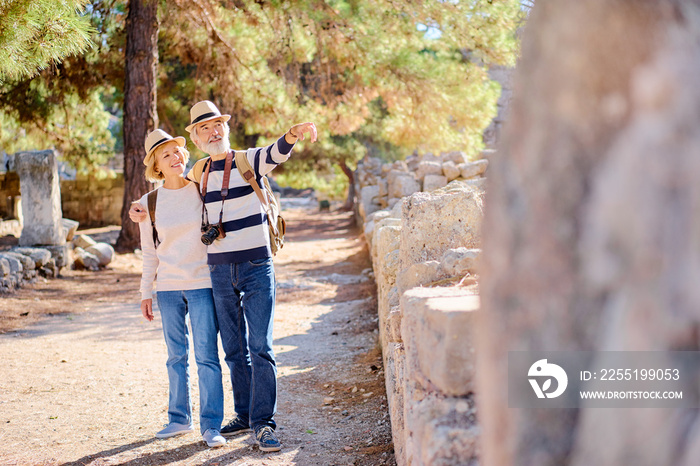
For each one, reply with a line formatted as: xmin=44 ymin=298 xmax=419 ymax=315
xmin=156 ymin=287 xmax=224 ymax=434
xmin=209 ymin=258 xmax=277 ymax=431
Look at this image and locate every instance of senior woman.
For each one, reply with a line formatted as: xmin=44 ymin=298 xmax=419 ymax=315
xmin=138 ymin=129 xmax=226 ymax=448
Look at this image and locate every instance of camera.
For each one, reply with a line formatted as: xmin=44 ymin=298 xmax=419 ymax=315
xmin=201 ymin=223 xmax=224 ymax=245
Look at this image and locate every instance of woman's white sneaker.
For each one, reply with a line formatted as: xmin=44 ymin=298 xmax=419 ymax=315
xmin=203 ymin=428 xmax=227 ymax=448
xmin=155 ymin=422 xmax=194 ymax=438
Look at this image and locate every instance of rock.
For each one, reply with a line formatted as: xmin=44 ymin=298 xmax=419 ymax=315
xmin=441 ymin=248 xmax=481 ymax=276
xmin=73 ymin=247 xmax=100 ymax=271
xmin=0 ymin=258 xmax=10 ymax=277
xmin=388 ymin=172 xmax=420 ymax=199
xmin=465 ymin=178 xmax=486 ymax=190
xmin=415 ymin=161 xmax=444 ymax=181
xmin=400 ymin=188 xmax=484 ymax=270
xmin=401 ymin=287 xmax=480 ymax=396
xmin=442 ymin=161 xmax=462 ymax=181
xmin=422 ymin=174 xmax=448 ymax=192
xmin=359 ymin=185 xmax=382 ymax=221
xmin=0 ymin=253 xmax=23 ymax=274
xmin=85 ymin=243 xmax=114 ymax=267
xmin=397 ymin=261 xmax=444 ymax=293
xmin=323 ymin=397 xmax=335 ymax=405
xmin=73 ymin=234 xmax=97 ymax=250
xmin=62 ymin=219 xmax=79 ymax=241
xmin=441 ymin=151 xmax=468 ymax=165
xmin=12 ymin=247 xmax=52 ymax=267
xmin=386 ymin=307 xmax=403 ymax=343
xmin=459 ymin=159 xmax=489 ymax=179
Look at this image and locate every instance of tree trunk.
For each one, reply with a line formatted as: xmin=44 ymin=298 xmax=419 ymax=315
xmin=116 ymin=0 xmax=158 ymax=252
xmin=339 ymin=159 xmax=355 ymax=212
xmin=478 ymin=1 xmax=700 ymax=465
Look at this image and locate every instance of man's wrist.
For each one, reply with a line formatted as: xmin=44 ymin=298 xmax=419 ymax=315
xmin=285 ymin=129 xmax=299 ymax=144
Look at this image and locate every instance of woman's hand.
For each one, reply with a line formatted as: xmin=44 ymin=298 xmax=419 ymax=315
xmin=286 ymin=122 xmax=318 ymax=143
xmin=130 ymin=201 xmax=148 ymax=223
xmin=141 ymin=299 xmax=154 ymax=321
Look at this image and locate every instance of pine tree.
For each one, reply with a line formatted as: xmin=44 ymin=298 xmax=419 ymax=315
xmin=0 ymin=0 xmax=94 ymax=81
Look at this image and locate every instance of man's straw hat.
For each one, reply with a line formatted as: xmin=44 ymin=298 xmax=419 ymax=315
xmin=185 ymin=100 xmax=231 ymax=133
xmin=143 ymin=129 xmax=186 ymax=165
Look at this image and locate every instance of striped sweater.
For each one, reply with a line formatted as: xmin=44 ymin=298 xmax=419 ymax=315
xmin=186 ymin=135 xmax=294 ymax=264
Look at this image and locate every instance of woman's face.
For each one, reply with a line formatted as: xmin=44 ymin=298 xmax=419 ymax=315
xmin=155 ymin=141 xmax=186 ymax=178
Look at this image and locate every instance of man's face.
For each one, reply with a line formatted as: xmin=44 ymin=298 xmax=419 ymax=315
xmin=195 ymin=118 xmax=230 ymax=155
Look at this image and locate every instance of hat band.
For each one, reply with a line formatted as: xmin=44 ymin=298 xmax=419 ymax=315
xmin=148 ymin=137 xmax=170 ymax=154
xmin=191 ymin=111 xmax=219 ymax=125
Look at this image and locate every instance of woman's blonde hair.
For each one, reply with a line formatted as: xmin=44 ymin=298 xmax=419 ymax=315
xmin=144 ymin=142 xmax=190 ymax=182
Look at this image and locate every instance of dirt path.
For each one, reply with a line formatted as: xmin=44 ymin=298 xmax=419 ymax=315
xmin=0 ymin=206 xmax=395 ymax=466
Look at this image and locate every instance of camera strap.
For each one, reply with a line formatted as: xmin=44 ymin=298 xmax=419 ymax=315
xmin=200 ymin=151 xmax=234 ymax=237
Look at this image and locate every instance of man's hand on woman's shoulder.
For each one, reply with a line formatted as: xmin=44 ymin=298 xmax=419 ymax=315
xmin=130 ymin=201 xmax=148 ymax=223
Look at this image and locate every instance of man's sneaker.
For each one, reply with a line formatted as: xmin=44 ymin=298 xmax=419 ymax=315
xmin=255 ymin=426 xmax=281 ymax=452
xmin=202 ymin=428 xmax=227 ymax=448
xmin=221 ymin=417 xmax=251 ymax=437
xmin=155 ymin=422 xmax=194 ymax=439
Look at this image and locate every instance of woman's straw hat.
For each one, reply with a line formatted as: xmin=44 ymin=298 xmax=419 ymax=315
xmin=143 ymin=129 xmax=186 ymax=165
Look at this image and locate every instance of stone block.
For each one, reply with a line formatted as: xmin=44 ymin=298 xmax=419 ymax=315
xmin=378 ymin=179 xmax=389 ymax=198
xmin=441 ymin=248 xmax=481 ymax=277
xmin=73 ymin=234 xmax=97 ymax=250
xmin=423 ymin=174 xmax=448 ymax=192
xmin=12 ymin=247 xmax=52 ymax=267
xmin=388 ymin=172 xmax=421 ymax=200
xmin=459 ymin=159 xmax=489 ymax=179
xmin=397 ymin=260 xmax=444 ymax=293
xmin=0 ymin=253 xmax=23 ymax=274
xmin=415 ymin=161 xmax=444 ymax=181
xmin=465 ymin=178 xmax=486 ymax=191
xmin=86 ymin=242 xmax=114 ymax=267
xmin=401 ymin=287 xmax=480 ymax=396
xmin=15 ymin=150 xmax=65 ymax=246
xmin=442 ymin=161 xmax=462 ymax=181
xmin=386 ymin=306 xmax=403 ymax=343
xmin=358 ymin=185 xmax=381 ymax=221
xmin=62 ymin=218 xmax=79 ymax=241
xmin=400 ymin=188 xmax=483 ymax=269
xmin=374 ymin=224 xmax=401 ymax=274
xmin=43 ymin=244 xmax=69 ymax=268
xmin=441 ymin=151 xmax=468 ymax=165
xmin=383 ymin=342 xmax=406 ymax=466
xmin=73 ymin=247 xmax=99 ymax=271
xmin=0 ymin=258 xmax=10 ymax=276
xmin=407 ymin=392 xmax=480 ymax=466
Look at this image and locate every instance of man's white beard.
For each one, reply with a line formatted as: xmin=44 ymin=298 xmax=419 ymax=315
xmin=202 ymin=138 xmax=230 ymax=156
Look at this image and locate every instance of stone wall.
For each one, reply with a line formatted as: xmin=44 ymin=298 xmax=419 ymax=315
xmin=355 ymin=152 xmax=486 ymax=465
xmin=60 ymin=173 xmax=124 ymax=228
xmin=0 ymin=172 xmax=124 ymax=229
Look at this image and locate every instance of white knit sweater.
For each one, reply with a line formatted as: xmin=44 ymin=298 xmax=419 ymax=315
xmin=138 ymin=182 xmax=211 ymax=300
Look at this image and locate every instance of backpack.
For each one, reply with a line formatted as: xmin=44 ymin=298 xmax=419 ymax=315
xmin=234 ymin=151 xmax=286 ymax=255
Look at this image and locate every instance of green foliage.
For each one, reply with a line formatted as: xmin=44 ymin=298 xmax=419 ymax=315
xmin=0 ymin=0 xmax=125 ymax=171
xmin=1 ymin=0 xmax=523 ymax=183
xmin=158 ymin=0 xmax=522 ymax=169
xmin=0 ymin=0 xmax=94 ymax=81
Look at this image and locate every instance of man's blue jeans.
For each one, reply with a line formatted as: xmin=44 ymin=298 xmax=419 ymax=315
xmin=209 ymin=258 xmax=277 ymax=431
xmin=156 ymin=288 xmax=224 ymax=434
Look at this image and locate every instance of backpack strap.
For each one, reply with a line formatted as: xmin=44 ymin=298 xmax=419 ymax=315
xmin=147 ymin=189 xmax=160 ymax=248
xmin=235 ymin=150 xmax=269 ymax=210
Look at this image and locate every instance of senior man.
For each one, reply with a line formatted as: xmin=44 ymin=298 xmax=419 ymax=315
xmin=131 ymin=100 xmax=317 ymax=452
